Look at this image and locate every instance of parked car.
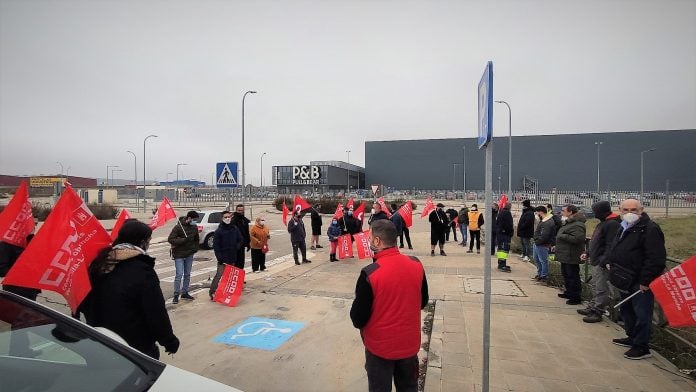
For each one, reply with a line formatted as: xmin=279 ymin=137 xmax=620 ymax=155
xmin=192 ymin=210 xmax=223 ymax=249
xmin=0 ymin=290 xmax=242 ymax=392
xmin=551 ymin=205 xmax=595 ymax=219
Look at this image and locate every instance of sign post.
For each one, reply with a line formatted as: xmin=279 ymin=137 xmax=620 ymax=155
xmin=478 ymin=61 xmax=494 ymax=392
xmin=217 ymin=162 xmax=239 ymax=210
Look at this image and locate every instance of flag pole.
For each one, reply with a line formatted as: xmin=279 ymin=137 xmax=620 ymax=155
xmin=613 ymin=289 xmax=643 ymax=309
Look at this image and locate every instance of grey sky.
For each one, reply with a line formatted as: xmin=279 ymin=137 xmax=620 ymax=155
xmin=1 ymin=0 xmax=694 ymax=186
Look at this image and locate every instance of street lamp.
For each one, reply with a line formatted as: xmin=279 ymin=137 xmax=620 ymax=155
xmin=495 ymin=100 xmax=512 ymax=195
xmin=452 ymin=163 xmax=464 ymax=193
xmin=126 ymin=150 xmax=138 ymax=211
xmin=166 ymin=172 xmax=174 ymax=182
xmin=143 ymin=134 xmax=158 ymax=213
xmin=56 ymin=161 xmax=64 ymax=175
xmin=260 ymin=152 xmax=267 ymax=190
xmin=346 ymin=150 xmax=351 ymax=195
xmin=462 ymin=145 xmax=466 ymax=195
xmin=111 ymin=169 xmax=122 ymax=185
xmin=594 ymin=142 xmax=603 ymax=194
xmin=106 ymin=165 xmax=119 ymax=186
xmin=66 ymin=166 xmax=71 ymax=177
xmin=640 ymin=147 xmax=656 ymax=202
xmin=176 ymin=163 xmax=187 ymax=202
xmin=242 ymin=90 xmax=257 ymax=207
xmin=498 ymin=164 xmax=506 ymax=196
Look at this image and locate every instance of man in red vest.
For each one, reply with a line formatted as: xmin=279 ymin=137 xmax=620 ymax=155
xmin=350 ymin=220 xmax=429 ymax=391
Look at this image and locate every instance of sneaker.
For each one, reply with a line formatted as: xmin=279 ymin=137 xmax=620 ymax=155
xmin=316 ymin=245 xmax=323 ymax=249
xmin=558 ymin=293 xmax=569 ymax=299
xmin=209 ymin=293 xmax=214 ymax=301
xmin=522 ymin=256 xmax=530 ymax=262
xmin=612 ymin=337 xmax=633 ymax=347
xmin=310 ymin=246 xmax=316 ymax=250
xmin=583 ymin=312 xmax=602 ymax=323
xmin=531 ymin=275 xmax=540 ymax=280
xmin=503 ymin=266 xmax=511 ymax=272
xmin=440 ymin=250 xmax=447 ymax=256
xmin=181 ymin=292 xmax=195 ymax=301
xmin=295 ymin=261 xmax=301 ymax=265
xmin=172 ymin=295 xmax=179 ymax=304
xmin=624 ymin=347 xmax=652 ymax=360
xmin=566 ymin=299 xmax=582 ymax=305
xmin=577 ymin=307 xmax=593 ymax=316
xmin=466 ymin=250 xmax=473 ymax=254
xmin=302 ymin=259 xmax=312 ymax=263
xmin=477 ymin=250 xmax=481 ymax=254
xmin=537 ymin=277 xmax=548 ymax=284
xmin=408 ymin=246 xmax=413 ymax=250
xmin=399 ymin=244 xmax=404 ymax=248
xmin=431 ymin=250 xmax=435 ymax=256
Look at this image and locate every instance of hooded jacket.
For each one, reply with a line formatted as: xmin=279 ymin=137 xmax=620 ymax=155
xmin=517 ymin=206 xmax=535 ymax=238
xmin=606 ymin=213 xmax=666 ymax=286
xmin=555 ymin=213 xmax=587 ymax=264
xmin=213 ymin=221 xmax=242 ymax=264
xmin=327 ymin=222 xmax=342 ymax=241
xmin=80 ymin=245 xmax=179 ymax=359
xmin=495 ymin=206 xmax=514 ymax=239
xmin=167 ymin=217 xmax=200 ymax=259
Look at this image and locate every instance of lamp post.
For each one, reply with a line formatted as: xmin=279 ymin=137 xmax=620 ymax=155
xmin=462 ymin=145 xmax=466 ymax=195
xmin=260 ymin=152 xmax=267 ymax=190
xmin=498 ymin=164 xmax=506 ymax=196
xmin=176 ymin=163 xmax=187 ymax=202
xmin=106 ymin=165 xmax=119 ymax=186
xmin=166 ymin=172 xmax=173 ymax=182
xmin=346 ymin=150 xmax=351 ymax=195
xmin=594 ymin=142 xmax=603 ymax=194
xmin=66 ymin=166 xmax=71 ymax=177
xmin=640 ymin=147 xmax=656 ymax=202
xmin=111 ymin=169 xmax=122 ymax=185
xmin=143 ymin=134 xmax=158 ymax=213
xmin=495 ymin=100 xmax=512 ymax=195
xmin=56 ymin=161 xmax=64 ymax=175
xmin=126 ymin=150 xmax=138 ymax=211
xmin=242 ymin=90 xmax=257 ymax=207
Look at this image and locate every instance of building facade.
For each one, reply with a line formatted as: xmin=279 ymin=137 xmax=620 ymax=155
xmin=272 ymin=161 xmax=365 ymax=194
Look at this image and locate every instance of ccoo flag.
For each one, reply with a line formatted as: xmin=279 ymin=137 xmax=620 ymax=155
xmin=650 ymin=254 xmax=696 ymax=327
xmin=397 ymin=201 xmax=413 ymax=228
xmin=110 ymin=208 xmax=132 ymax=240
xmin=149 ymin=197 xmax=176 ymax=230
xmin=0 ymin=181 xmax=35 ymax=248
xmin=421 ymin=196 xmax=435 ymax=218
xmin=293 ymin=195 xmax=312 ymax=215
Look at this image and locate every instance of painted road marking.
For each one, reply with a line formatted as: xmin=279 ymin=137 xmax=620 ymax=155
xmin=213 ymin=317 xmax=304 ymax=350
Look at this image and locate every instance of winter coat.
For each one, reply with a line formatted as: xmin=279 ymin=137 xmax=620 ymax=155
xmin=167 ymin=218 xmax=200 ymax=259
xmin=428 ymin=209 xmax=449 ymax=233
xmin=390 ymin=212 xmax=404 ymax=236
xmin=231 ymin=213 xmax=251 ymax=249
xmin=250 ymin=223 xmax=270 ymax=250
xmin=368 ymin=211 xmax=389 ymax=225
xmin=287 ymin=217 xmax=307 ymax=243
xmin=445 ymin=209 xmax=458 ymax=227
xmin=554 ymin=213 xmax=587 ymax=264
xmin=606 ymin=213 xmax=666 ymax=287
xmin=587 ymin=213 xmax=621 ymax=267
xmin=517 ymin=207 xmax=535 ymax=238
xmin=339 ymin=215 xmax=361 ymax=235
xmin=457 ymin=208 xmax=469 ymax=225
xmin=533 ymin=215 xmax=556 ymax=246
xmin=310 ymin=208 xmax=323 ymax=231
xmin=327 ymin=223 xmax=342 ymax=241
xmin=213 ymin=222 xmax=242 ymax=264
xmin=495 ymin=207 xmax=514 ymax=240
xmin=80 ymin=248 xmax=179 ymax=358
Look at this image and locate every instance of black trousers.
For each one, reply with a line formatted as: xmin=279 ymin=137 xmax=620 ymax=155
xmin=469 ymin=230 xmax=481 ymax=250
xmin=561 ymin=263 xmax=582 ymax=301
xmin=234 ymin=248 xmax=246 ymax=269
xmin=445 ymin=224 xmax=458 ymax=241
xmin=364 ymin=349 xmax=418 ymax=392
xmin=400 ymin=226 xmax=412 ymax=248
xmin=251 ymin=249 xmax=266 ymax=271
xmin=292 ymin=241 xmax=307 ymax=262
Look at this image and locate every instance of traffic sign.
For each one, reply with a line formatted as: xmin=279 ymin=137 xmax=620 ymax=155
xmin=213 ymin=317 xmax=304 ymax=351
xmin=216 ymin=162 xmax=238 ymax=188
xmin=478 ymin=61 xmax=493 ymax=149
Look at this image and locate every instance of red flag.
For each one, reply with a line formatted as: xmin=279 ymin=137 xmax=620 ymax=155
xmin=0 ymin=181 xmax=35 ymax=247
xmin=376 ymin=197 xmax=392 ymax=218
xmin=149 ymin=197 xmax=176 ymax=230
xmin=337 ymin=234 xmax=354 ymax=259
xmin=293 ymin=194 xmax=312 ymax=215
xmin=398 ymin=201 xmax=413 ymax=228
xmin=334 ymin=203 xmax=344 ymax=220
xmin=346 ymin=197 xmax=355 ymax=210
xmin=110 ymin=209 xmax=132 ymax=240
xmin=282 ymin=202 xmax=289 ymax=226
xmin=353 ymin=203 xmax=366 ymax=231
xmin=3 ymin=185 xmax=112 ymax=312
xmin=499 ymin=194 xmax=508 ymax=208
xmin=421 ymin=196 xmax=435 ymax=218
xmin=213 ymin=265 xmax=245 ymax=307
xmin=650 ymin=254 xmax=696 ymax=327
xmin=353 ymin=231 xmax=374 ymax=260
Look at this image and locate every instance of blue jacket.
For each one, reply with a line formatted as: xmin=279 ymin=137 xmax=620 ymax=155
xmin=213 ymin=222 xmax=242 ymax=265
xmin=327 ymin=223 xmax=342 ymax=241
xmin=390 ymin=212 xmax=404 ymax=236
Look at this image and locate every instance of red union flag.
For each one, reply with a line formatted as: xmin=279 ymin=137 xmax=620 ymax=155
xmin=398 ymin=201 xmax=413 ymax=228
xmin=421 ymin=196 xmax=435 ymax=218
xmin=213 ymin=265 xmax=245 ymax=307
xmin=110 ymin=209 xmax=132 ymax=240
xmin=338 ymin=234 xmax=354 ymax=259
xmin=282 ymin=202 xmax=290 ymax=226
xmin=149 ymin=197 xmax=176 ymax=230
xmin=499 ymin=194 xmax=508 ymax=208
xmin=353 ymin=203 xmax=365 ymax=230
xmin=346 ymin=197 xmax=355 ymax=210
xmin=293 ymin=195 xmax=311 ymax=215
xmin=376 ymin=197 xmax=392 ymax=218
xmin=333 ymin=203 xmax=344 ymax=220
xmin=650 ymin=254 xmax=696 ymax=327
xmin=0 ymin=181 xmax=35 ymax=247
xmin=353 ymin=231 xmax=374 ymax=260
xmin=3 ymin=186 xmax=112 ymax=312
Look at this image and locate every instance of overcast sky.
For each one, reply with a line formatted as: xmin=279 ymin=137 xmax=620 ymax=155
xmin=1 ymin=0 xmax=694 ymax=185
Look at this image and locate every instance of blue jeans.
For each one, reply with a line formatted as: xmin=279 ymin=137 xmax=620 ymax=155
xmin=174 ymin=254 xmax=194 ymax=295
xmin=533 ymin=244 xmax=549 ymax=278
xmin=459 ymin=226 xmax=468 ymax=245
xmin=520 ymin=237 xmax=532 ymax=258
xmin=620 ymin=288 xmax=654 ymax=350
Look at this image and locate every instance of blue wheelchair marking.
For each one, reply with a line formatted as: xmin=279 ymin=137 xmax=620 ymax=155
xmin=213 ymin=317 xmax=304 ymax=351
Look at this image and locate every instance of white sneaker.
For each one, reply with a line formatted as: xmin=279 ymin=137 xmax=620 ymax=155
xmin=522 ymin=256 xmax=530 ymax=262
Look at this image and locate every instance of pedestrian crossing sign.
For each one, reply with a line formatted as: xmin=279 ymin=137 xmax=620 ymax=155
xmin=216 ymin=162 xmax=238 ymax=188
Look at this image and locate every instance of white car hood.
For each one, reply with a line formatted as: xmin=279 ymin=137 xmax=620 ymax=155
xmin=149 ymin=365 xmax=243 ymax=392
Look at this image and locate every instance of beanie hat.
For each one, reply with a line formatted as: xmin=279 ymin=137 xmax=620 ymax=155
xmin=522 ymin=199 xmax=531 ymax=207
xmin=591 ymin=201 xmax=612 ymax=220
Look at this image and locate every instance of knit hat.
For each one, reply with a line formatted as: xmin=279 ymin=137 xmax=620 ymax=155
xmin=591 ymin=201 xmax=612 ymax=220
xmin=436 ymin=203 xmax=445 ymax=208
xmin=522 ymin=199 xmax=531 ymax=207
xmin=186 ymin=210 xmax=200 ymax=219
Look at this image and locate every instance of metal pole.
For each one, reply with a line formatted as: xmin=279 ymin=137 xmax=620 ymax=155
xmin=462 ymin=145 xmax=466 ymax=195
xmin=666 ymin=179 xmax=670 ymax=218
xmin=483 ymin=142 xmax=493 ymax=392
xmin=176 ymin=163 xmax=187 ymax=203
xmin=242 ymin=90 xmax=257 ymax=209
xmin=261 ymin=152 xmax=267 ymax=190
xmin=452 ymin=163 xmax=456 ymax=192
xmin=127 ymin=151 xmax=138 ymax=212
xmin=346 ymin=150 xmax=351 ymax=195
xmin=495 ymin=100 xmax=511 ymax=195
xmin=640 ymin=148 xmax=656 ymax=203
xmin=143 ymin=134 xmax=158 ymax=213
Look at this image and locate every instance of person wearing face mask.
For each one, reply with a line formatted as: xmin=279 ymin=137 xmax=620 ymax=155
xmin=553 ymin=204 xmax=586 ymax=306
xmin=327 ymin=217 xmax=342 ymax=262
xmin=532 ymin=205 xmax=556 ymax=283
xmin=338 ymin=207 xmax=361 ymax=243
xmin=288 ymin=211 xmax=311 ymax=265
xmin=466 ymin=204 xmax=484 ymax=254
xmin=428 ymin=203 xmax=450 ymax=256
xmin=79 ymin=220 xmax=179 ymax=360
xmin=167 ymin=210 xmax=200 ymax=304
xmin=368 ymin=202 xmax=388 ymax=225
xmin=606 ymin=199 xmax=665 ymax=360
xmin=210 ymin=211 xmax=242 ymax=300
xmin=350 ymin=220 xmax=429 ymax=392
xmin=250 ymin=216 xmax=271 ymax=272
xmin=230 ymin=204 xmax=251 ymax=269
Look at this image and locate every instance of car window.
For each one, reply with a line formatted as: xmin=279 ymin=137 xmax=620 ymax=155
xmin=208 ymin=212 xmax=222 ymax=224
xmin=0 ymin=295 xmax=157 ymax=391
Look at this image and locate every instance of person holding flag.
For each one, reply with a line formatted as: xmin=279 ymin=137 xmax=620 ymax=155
xmin=389 ymin=203 xmax=404 ymax=248
xmin=288 ymin=210 xmax=311 ymax=265
xmin=606 ymin=199 xmax=666 ymax=360
xmin=1 ymin=234 xmax=40 ymax=300
xmin=167 ymin=211 xmax=200 ymax=304
xmin=368 ymin=201 xmax=388 ymax=225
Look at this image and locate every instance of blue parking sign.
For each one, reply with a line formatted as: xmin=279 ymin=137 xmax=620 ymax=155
xmin=213 ymin=317 xmax=304 ymax=351
xmin=478 ymin=61 xmax=493 ymax=149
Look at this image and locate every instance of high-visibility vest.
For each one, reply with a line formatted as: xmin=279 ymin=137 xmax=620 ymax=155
xmin=468 ymin=211 xmax=481 ymax=231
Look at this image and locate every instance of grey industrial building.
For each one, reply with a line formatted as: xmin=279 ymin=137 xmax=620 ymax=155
xmin=272 ymin=161 xmax=365 ymax=194
xmin=365 ymin=129 xmax=696 ymax=192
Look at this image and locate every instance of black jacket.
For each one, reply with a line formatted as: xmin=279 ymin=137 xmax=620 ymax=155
xmin=231 ymin=213 xmax=251 ymax=249
xmin=81 ymin=251 xmax=178 ymax=359
xmin=496 ymin=208 xmax=514 ymax=238
xmin=310 ymin=208 xmax=323 ymax=230
xmin=339 ymin=215 xmax=361 ymax=236
xmin=606 ymin=213 xmax=666 ymax=286
xmin=517 ymin=207 xmax=535 ymax=238
xmin=368 ymin=211 xmax=389 ymax=225
xmin=213 ymin=222 xmax=243 ymax=264
xmin=428 ymin=209 xmax=449 ymax=232
xmin=534 ymin=216 xmax=556 ymax=246
xmin=587 ymin=214 xmax=621 ymax=267
xmin=445 ymin=209 xmax=458 ymax=227
xmin=287 ymin=217 xmax=307 ymax=243
xmin=390 ymin=212 xmax=404 ymax=236
xmin=167 ymin=218 xmax=200 ymax=259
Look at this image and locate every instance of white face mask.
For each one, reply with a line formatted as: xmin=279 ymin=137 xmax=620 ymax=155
xmin=561 ymin=216 xmax=569 ymax=222
xmin=621 ymin=212 xmax=640 ymax=225
xmin=260 ymin=220 xmax=265 ymax=226
xmin=370 ymin=208 xmax=376 ymax=214
xmin=222 ymin=218 xmax=232 ymax=224
xmin=471 ymin=207 xmax=477 ymax=211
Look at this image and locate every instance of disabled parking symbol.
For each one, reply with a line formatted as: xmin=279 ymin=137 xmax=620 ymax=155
xmin=213 ymin=317 xmax=304 ymax=351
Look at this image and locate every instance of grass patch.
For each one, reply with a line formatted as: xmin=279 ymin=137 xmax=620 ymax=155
xmin=654 ymin=216 xmax=696 ymax=261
